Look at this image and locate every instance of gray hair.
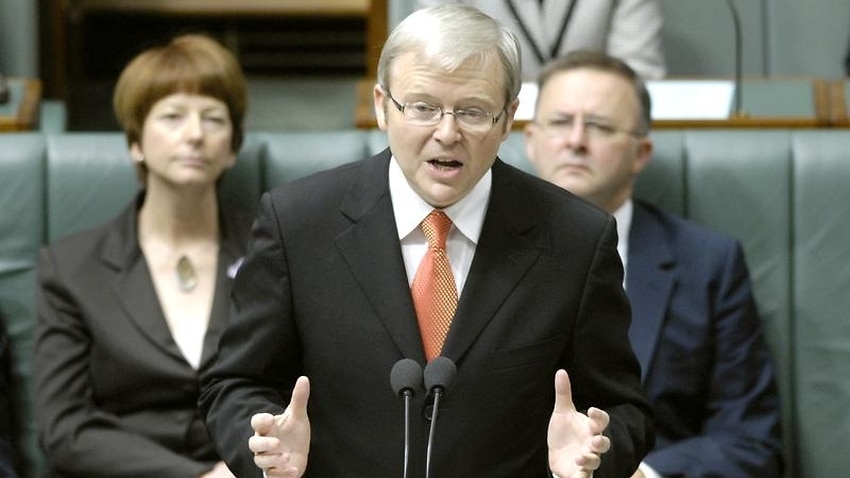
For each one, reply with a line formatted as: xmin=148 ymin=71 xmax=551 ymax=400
xmin=377 ymin=5 xmax=522 ymax=106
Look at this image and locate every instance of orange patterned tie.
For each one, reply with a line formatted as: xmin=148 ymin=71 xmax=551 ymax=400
xmin=412 ymin=210 xmax=458 ymax=361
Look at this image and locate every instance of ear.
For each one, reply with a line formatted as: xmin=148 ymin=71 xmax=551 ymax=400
xmin=500 ymin=97 xmax=521 ymax=141
xmin=523 ymin=122 xmax=540 ymax=167
xmin=129 ymin=143 xmax=144 ymax=163
xmin=373 ymin=83 xmax=389 ymax=131
xmin=225 ymin=151 xmax=237 ymax=169
xmin=632 ymin=137 xmax=654 ymax=175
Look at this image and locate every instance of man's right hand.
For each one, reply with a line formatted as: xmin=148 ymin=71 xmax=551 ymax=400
xmin=248 ymin=376 xmax=311 ymax=478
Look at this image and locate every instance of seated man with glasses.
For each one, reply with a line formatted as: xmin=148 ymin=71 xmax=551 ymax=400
xmin=524 ymin=49 xmax=784 ymax=478
xmin=199 ymin=6 xmax=653 ymax=478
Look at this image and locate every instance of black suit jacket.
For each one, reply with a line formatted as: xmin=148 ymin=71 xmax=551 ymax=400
xmin=627 ymin=201 xmax=782 ymax=477
xmin=0 ymin=316 xmax=19 ymax=478
xmin=34 ymin=193 xmax=250 ymax=478
xmin=200 ymin=150 xmax=653 ymax=478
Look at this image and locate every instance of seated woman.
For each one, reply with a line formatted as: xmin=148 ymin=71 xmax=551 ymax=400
xmin=33 ymin=34 xmax=250 ymax=478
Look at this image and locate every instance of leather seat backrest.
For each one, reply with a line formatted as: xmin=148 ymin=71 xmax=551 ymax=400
xmin=791 ymin=130 xmax=850 ymax=478
xmin=45 ymin=133 xmax=264 ymax=243
xmin=261 ymin=130 xmax=373 ymax=191
xmin=0 ymin=133 xmax=47 ymax=477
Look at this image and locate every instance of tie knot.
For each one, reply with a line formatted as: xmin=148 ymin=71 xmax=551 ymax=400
xmin=421 ymin=210 xmax=453 ymax=249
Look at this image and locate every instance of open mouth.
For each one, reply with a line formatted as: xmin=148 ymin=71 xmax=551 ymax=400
xmin=428 ymin=158 xmax=462 ymax=170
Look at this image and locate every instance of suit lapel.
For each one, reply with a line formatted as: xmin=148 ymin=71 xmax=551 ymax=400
xmin=200 ymin=267 xmax=229 ymax=368
xmin=442 ymin=161 xmax=540 ymax=361
xmin=335 ymin=151 xmax=427 ymax=361
xmin=504 ymin=0 xmax=578 ymax=66
xmin=626 ymin=203 xmax=675 ymax=382
xmin=101 ymin=200 xmax=186 ymax=363
xmin=199 ymin=217 xmax=247 ymax=368
xmin=335 ymin=157 xmax=544 ymax=362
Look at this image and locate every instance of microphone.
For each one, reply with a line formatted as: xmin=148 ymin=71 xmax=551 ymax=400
xmin=423 ymin=357 xmax=457 ymax=478
xmin=390 ymin=358 xmax=423 ymax=478
xmin=723 ymin=0 xmax=747 ymax=117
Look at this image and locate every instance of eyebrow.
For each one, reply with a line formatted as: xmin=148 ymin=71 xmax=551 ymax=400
xmin=548 ymin=112 xmax=617 ymax=123
xmin=156 ymin=102 xmax=228 ymax=112
xmin=398 ymin=90 xmax=497 ymax=108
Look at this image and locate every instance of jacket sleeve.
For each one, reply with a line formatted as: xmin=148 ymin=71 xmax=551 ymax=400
xmin=199 ymin=194 xmax=300 ymax=478
xmin=569 ymin=216 xmax=655 ymax=478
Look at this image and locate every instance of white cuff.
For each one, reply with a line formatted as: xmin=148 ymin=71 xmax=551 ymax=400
xmin=638 ymin=461 xmax=664 ymax=478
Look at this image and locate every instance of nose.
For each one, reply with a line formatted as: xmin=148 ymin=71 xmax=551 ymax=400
xmin=565 ymin=119 xmax=588 ymax=150
xmin=184 ymin=113 xmax=204 ymax=141
xmin=432 ymin=111 xmax=461 ymax=143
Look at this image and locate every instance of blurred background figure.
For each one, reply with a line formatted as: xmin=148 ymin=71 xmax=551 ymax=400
xmin=415 ymin=0 xmax=666 ymax=80
xmin=33 ymin=34 xmax=251 ymax=478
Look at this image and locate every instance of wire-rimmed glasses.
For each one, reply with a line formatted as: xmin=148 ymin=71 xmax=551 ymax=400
xmin=385 ymin=89 xmax=507 ymax=133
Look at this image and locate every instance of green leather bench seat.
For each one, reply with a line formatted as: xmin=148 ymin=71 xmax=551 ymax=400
xmin=790 ymin=131 xmax=850 ymax=478
xmin=0 ymin=134 xmax=44 ymax=478
xmin=0 ymin=129 xmax=846 ymax=478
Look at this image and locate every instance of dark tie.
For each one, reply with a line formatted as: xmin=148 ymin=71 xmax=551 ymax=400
xmin=411 ymin=210 xmax=458 ymax=361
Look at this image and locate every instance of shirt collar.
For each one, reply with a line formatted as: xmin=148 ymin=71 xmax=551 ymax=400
xmin=612 ymin=198 xmax=633 ymax=265
xmin=389 ymin=156 xmax=491 ymax=245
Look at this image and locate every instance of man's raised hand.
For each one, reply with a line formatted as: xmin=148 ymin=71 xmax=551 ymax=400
xmin=548 ymin=369 xmax=611 ymax=478
xmin=249 ymin=376 xmax=311 ymax=478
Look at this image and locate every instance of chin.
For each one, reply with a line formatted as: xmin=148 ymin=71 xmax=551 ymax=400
xmin=426 ymin=193 xmax=460 ymax=209
xmin=554 ymin=179 xmax=586 ymax=196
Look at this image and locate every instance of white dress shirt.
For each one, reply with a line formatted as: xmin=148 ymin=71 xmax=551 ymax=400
xmin=390 ymin=156 xmax=490 ymax=295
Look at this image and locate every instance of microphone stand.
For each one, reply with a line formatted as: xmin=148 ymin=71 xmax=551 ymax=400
xmin=724 ymin=0 xmax=748 ymax=118
xmin=422 ymin=357 xmax=456 ymax=478
xmin=403 ymin=389 xmax=413 ymax=478
xmin=0 ymin=74 xmax=9 ymax=105
xmin=425 ymin=387 xmax=443 ymax=478
xmin=390 ymin=358 xmax=423 ymax=478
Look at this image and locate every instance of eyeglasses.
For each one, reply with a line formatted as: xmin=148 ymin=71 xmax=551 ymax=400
xmin=537 ymin=116 xmax=644 ymax=141
xmin=385 ymin=89 xmax=506 ymax=133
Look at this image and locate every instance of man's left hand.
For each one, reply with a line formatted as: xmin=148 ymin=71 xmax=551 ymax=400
xmin=548 ymin=369 xmax=611 ymax=478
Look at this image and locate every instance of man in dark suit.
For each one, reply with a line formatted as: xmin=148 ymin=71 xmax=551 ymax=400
xmin=524 ymin=50 xmax=783 ymax=478
xmin=199 ymin=5 xmax=653 ymax=478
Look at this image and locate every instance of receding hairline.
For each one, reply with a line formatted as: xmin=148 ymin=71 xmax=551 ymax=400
xmin=534 ymin=52 xmax=652 ymax=134
xmin=377 ymin=5 xmax=522 ymax=105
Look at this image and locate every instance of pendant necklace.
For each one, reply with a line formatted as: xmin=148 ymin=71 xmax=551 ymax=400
xmin=176 ymin=255 xmax=198 ymax=292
